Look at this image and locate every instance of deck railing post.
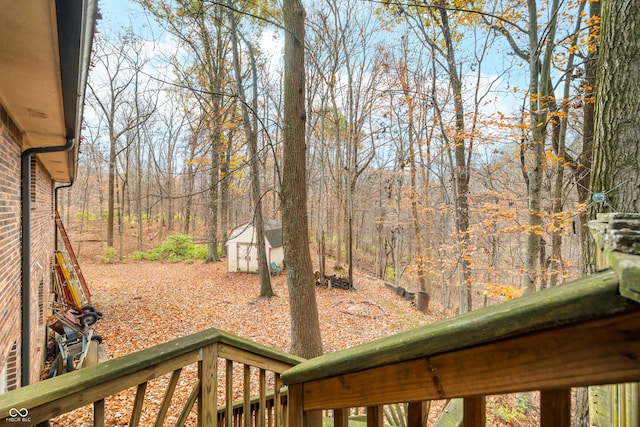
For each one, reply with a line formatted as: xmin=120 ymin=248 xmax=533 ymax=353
xmin=274 ymin=374 xmax=283 ymax=427
xmin=259 ymin=369 xmax=267 ymax=427
xmin=199 ymin=344 xmax=219 ymax=427
xmin=288 ymin=384 xmax=304 ymax=427
xmin=332 ymin=408 xmax=349 ymax=427
xmin=94 ymin=399 xmax=105 ymax=427
xmin=407 ymin=401 xmax=428 ymax=427
xmin=540 ymin=389 xmax=570 ymax=427
xmin=366 ymin=405 xmax=383 ymax=427
xmin=463 ymin=396 xmax=485 ymax=427
xmin=226 ymin=360 xmax=234 ymax=427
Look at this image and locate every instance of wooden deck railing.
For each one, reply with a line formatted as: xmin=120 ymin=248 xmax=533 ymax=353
xmin=0 ymin=328 xmax=303 ymax=427
xmin=282 ymin=214 xmax=640 ymax=426
xmin=219 ymin=388 xmax=290 ymax=427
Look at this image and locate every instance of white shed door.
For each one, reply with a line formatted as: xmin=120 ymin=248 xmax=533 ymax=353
xmin=236 ymin=243 xmax=256 ymax=272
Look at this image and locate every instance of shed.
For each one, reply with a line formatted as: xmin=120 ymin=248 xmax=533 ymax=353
xmin=227 ymin=220 xmax=284 ymax=273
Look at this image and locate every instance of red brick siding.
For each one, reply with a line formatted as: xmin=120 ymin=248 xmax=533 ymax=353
xmin=5 ymin=342 xmax=18 ymax=391
xmin=28 ymin=157 xmax=55 ymax=383
xmin=0 ymin=103 xmax=56 ymax=386
xmin=0 ymin=105 xmax=23 ymax=386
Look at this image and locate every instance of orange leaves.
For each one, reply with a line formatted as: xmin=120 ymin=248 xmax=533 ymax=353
xmin=485 ymin=283 xmax=523 ymax=301
xmin=61 ymin=259 xmax=436 ymax=425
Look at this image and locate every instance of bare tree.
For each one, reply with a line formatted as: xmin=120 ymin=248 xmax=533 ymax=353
xmin=88 ymin=31 xmax=154 ymax=250
xmin=227 ymin=1 xmax=274 ymax=297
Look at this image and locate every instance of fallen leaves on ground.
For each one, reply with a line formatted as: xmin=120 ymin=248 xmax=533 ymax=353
xmin=50 ymin=260 xmax=538 ymax=427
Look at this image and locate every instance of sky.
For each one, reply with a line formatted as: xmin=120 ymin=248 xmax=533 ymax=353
xmin=91 ymin=0 xmax=519 ymax=144
xmin=95 ymin=0 xmax=284 ymax=72
xmin=98 ymin=0 xmax=156 ymax=37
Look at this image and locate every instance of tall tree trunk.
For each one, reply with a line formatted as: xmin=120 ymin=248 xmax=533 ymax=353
xmin=574 ymin=2 xmax=599 ymax=421
xmin=436 ymin=3 xmax=471 ymax=313
xmin=200 ymin=9 xmax=223 ymax=263
xmin=184 ymin=141 xmax=196 ymax=235
xmin=521 ymin=0 xmax=561 ymax=293
xmin=219 ymin=133 xmax=231 ymax=254
xmin=590 ymin=0 xmax=640 ymax=215
xmin=108 ymin=132 xmax=116 ymax=248
xmin=397 ymin=48 xmax=427 ymax=295
xmin=228 ymin=4 xmax=273 ymax=297
xmin=206 ymin=141 xmax=220 ymax=262
xmin=167 ymin=151 xmax=174 ymax=232
xmin=282 ymin=0 xmax=323 ymax=359
xmin=578 ymin=0 xmax=601 ymax=275
xmin=588 ymin=1 xmax=640 ymax=425
xmin=548 ymin=0 xmax=585 ymax=288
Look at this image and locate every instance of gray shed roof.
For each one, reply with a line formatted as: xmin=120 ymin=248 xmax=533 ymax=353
xmin=264 ymin=219 xmax=282 ymax=248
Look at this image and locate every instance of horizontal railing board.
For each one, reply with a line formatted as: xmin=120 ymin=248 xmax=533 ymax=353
xmin=214 ymin=329 xmax=305 ymax=366
xmin=298 ymin=310 xmax=640 ymax=410
xmin=282 ymin=270 xmax=633 ymax=384
xmin=218 ymin=343 xmax=297 ymax=373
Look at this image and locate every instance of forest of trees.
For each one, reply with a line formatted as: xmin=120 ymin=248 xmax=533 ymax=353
xmin=64 ymin=0 xmax=602 ymax=316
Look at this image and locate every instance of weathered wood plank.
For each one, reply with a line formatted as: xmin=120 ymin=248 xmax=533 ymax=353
xmin=259 ymin=368 xmax=267 ymax=427
xmin=591 ymin=214 xmax=640 ymax=302
xmin=623 ymin=382 xmax=639 ymax=426
xmin=0 ymin=350 xmax=200 ymax=426
xmin=274 ymin=374 xmax=283 ymax=427
xmin=297 ymin=311 xmax=640 ymax=410
xmin=609 ymin=252 xmax=640 ymax=304
xmin=94 ymin=399 xmax=105 ymax=427
xmin=199 ymin=344 xmax=218 ymax=427
xmin=156 ymin=368 xmax=182 ymax=427
xmin=218 ymin=343 xmax=299 ymax=374
xmin=0 ymin=327 xmax=303 ymax=421
xmin=540 ymin=389 xmax=570 ymax=427
xmin=244 ymin=364 xmax=251 ymax=427
xmin=176 ymin=379 xmax=200 ymax=427
xmin=282 ymin=271 xmax=626 ymax=385
xmin=214 ymin=329 xmax=305 ymax=367
xmin=130 ymin=382 xmax=147 ymax=427
xmin=288 ymin=384 xmax=304 ymax=427
xmin=226 ymin=360 xmax=234 ymax=427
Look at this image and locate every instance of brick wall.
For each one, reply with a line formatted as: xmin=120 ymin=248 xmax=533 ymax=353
xmin=29 ymin=156 xmax=55 ymax=383
xmin=0 ymin=103 xmax=23 ymax=388
xmin=0 ymin=102 xmax=56 ymax=387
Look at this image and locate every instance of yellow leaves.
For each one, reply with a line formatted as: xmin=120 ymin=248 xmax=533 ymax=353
xmin=485 ymin=283 xmax=523 ymax=301
xmin=549 ymin=110 xmax=568 ymax=120
xmin=221 ymin=121 xmax=239 ymax=132
xmin=494 ymin=4 xmax=522 ymax=23
xmin=185 ymin=156 xmax=210 ymax=167
xmin=586 ymin=14 xmax=601 ymax=26
xmin=530 ymin=93 xmax=556 ymax=104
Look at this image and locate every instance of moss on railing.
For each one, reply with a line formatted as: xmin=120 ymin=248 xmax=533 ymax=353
xmin=0 ymin=327 xmax=303 ymax=423
xmin=282 ymin=268 xmax=639 ymax=385
xmin=591 ymin=213 xmax=640 ymax=304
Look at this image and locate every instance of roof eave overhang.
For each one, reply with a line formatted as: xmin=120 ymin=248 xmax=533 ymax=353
xmin=48 ymin=0 xmax=97 ymax=184
xmin=0 ymin=0 xmax=97 ymax=183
